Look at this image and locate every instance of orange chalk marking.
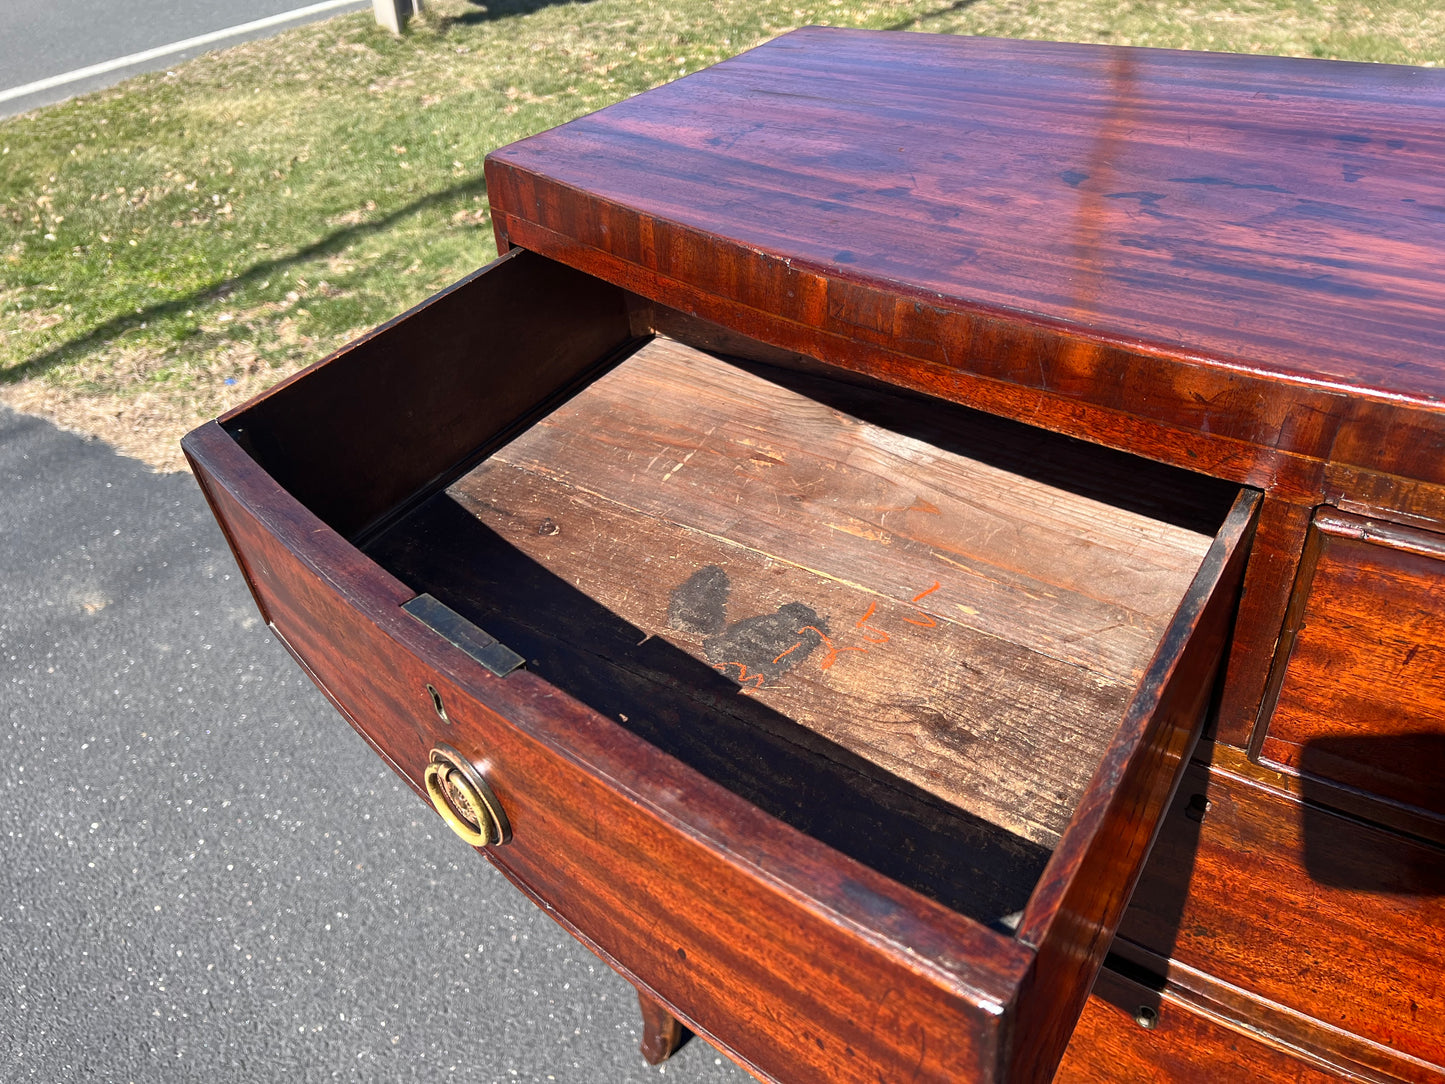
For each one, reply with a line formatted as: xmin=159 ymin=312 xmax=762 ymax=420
xmin=904 ymin=581 xmax=942 ymax=626
xmin=797 ymin=625 xmax=867 ymax=670
xmin=855 ymin=599 xmax=890 ymax=644
xmin=771 ymin=641 xmax=802 ymax=665
xmin=912 ymin=581 xmax=942 ymax=602
xmin=714 ymin=660 xmax=765 ymax=689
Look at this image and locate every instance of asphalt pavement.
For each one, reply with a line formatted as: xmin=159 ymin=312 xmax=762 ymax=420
xmin=1 ymin=0 xmax=369 ymax=118
xmin=0 ymin=403 xmax=750 ymax=1083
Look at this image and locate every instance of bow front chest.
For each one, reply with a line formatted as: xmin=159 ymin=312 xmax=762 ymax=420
xmin=184 ymin=29 xmax=1445 ymax=1083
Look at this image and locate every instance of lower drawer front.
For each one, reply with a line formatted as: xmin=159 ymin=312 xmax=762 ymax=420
xmin=1056 ymin=968 xmax=1349 ymax=1083
xmin=193 ymin=430 xmax=1017 ymax=1084
xmin=1116 ymin=758 xmax=1445 ymax=1078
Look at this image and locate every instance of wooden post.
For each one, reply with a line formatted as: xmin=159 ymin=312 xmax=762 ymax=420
xmin=372 ymin=0 xmax=422 ymax=34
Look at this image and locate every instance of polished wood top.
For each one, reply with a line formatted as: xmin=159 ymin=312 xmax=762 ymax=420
xmin=487 ymin=29 xmax=1445 ymax=500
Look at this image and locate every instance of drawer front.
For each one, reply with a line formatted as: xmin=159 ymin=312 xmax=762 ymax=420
xmin=1055 ymin=968 xmax=1350 ymax=1084
xmin=187 ymin=422 xmax=1024 ymax=1084
xmin=1115 ymin=759 xmax=1445 ymax=1079
xmin=1257 ymin=510 xmax=1445 ymax=824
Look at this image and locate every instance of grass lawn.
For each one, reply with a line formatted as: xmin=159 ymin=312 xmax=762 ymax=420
xmin=2 ymin=0 xmax=1442 ymax=469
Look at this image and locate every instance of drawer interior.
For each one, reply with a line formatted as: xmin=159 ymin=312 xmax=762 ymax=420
xmin=200 ymin=249 xmax=1257 ymax=1079
xmin=358 ymin=331 xmax=1239 ymax=928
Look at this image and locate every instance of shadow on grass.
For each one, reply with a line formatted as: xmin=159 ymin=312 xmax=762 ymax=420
xmin=2 ymin=174 xmax=490 ymax=385
xmin=884 ymin=0 xmax=984 ymax=31
xmin=440 ymin=0 xmax=598 ymax=26
xmin=443 ymin=0 xmax=978 ymax=30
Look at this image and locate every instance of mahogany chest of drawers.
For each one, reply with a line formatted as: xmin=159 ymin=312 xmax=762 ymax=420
xmin=184 ymin=29 xmax=1445 ymax=1083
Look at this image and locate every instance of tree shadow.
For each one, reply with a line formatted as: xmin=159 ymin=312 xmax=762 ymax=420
xmin=884 ymin=0 xmax=986 ymax=32
xmin=1300 ymin=733 xmax=1445 ymax=894
xmin=439 ymin=0 xmax=598 ymax=26
xmin=2 ymin=174 xmax=490 ymax=386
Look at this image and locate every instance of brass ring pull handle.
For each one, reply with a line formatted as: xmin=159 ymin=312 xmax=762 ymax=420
xmin=423 ymin=743 xmax=512 ymax=847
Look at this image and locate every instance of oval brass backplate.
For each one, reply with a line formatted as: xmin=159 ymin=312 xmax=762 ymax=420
xmin=424 ymin=743 xmax=512 ymax=847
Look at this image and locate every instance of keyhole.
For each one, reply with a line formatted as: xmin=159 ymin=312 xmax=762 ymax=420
xmin=427 ymin=683 xmax=449 ymax=724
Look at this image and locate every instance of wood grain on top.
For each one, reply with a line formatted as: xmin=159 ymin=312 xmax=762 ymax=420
xmin=486 ymin=28 xmax=1445 ymax=488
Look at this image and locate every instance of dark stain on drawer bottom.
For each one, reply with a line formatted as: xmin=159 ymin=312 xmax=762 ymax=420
xmin=366 ymin=493 xmax=1051 ymax=929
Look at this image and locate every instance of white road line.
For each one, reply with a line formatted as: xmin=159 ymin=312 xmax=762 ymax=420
xmin=0 ymin=0 xmax=364 ymax=105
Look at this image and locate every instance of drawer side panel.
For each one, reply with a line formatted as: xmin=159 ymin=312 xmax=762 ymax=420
xmin=221 ymin=249 xmax=634 ymax=541
xmin=1011 ymin=491 xmax=1258 ymax=1083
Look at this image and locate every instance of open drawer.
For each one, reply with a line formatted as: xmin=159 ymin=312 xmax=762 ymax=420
xmin=183 ymin=248 xmax=1259 ymax=1084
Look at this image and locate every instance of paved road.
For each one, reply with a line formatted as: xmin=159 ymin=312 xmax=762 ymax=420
xmin=0 ymin=404 xmax=749 ymax=1083
xmin=1 ymin=0 xmax=369 ymax=118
